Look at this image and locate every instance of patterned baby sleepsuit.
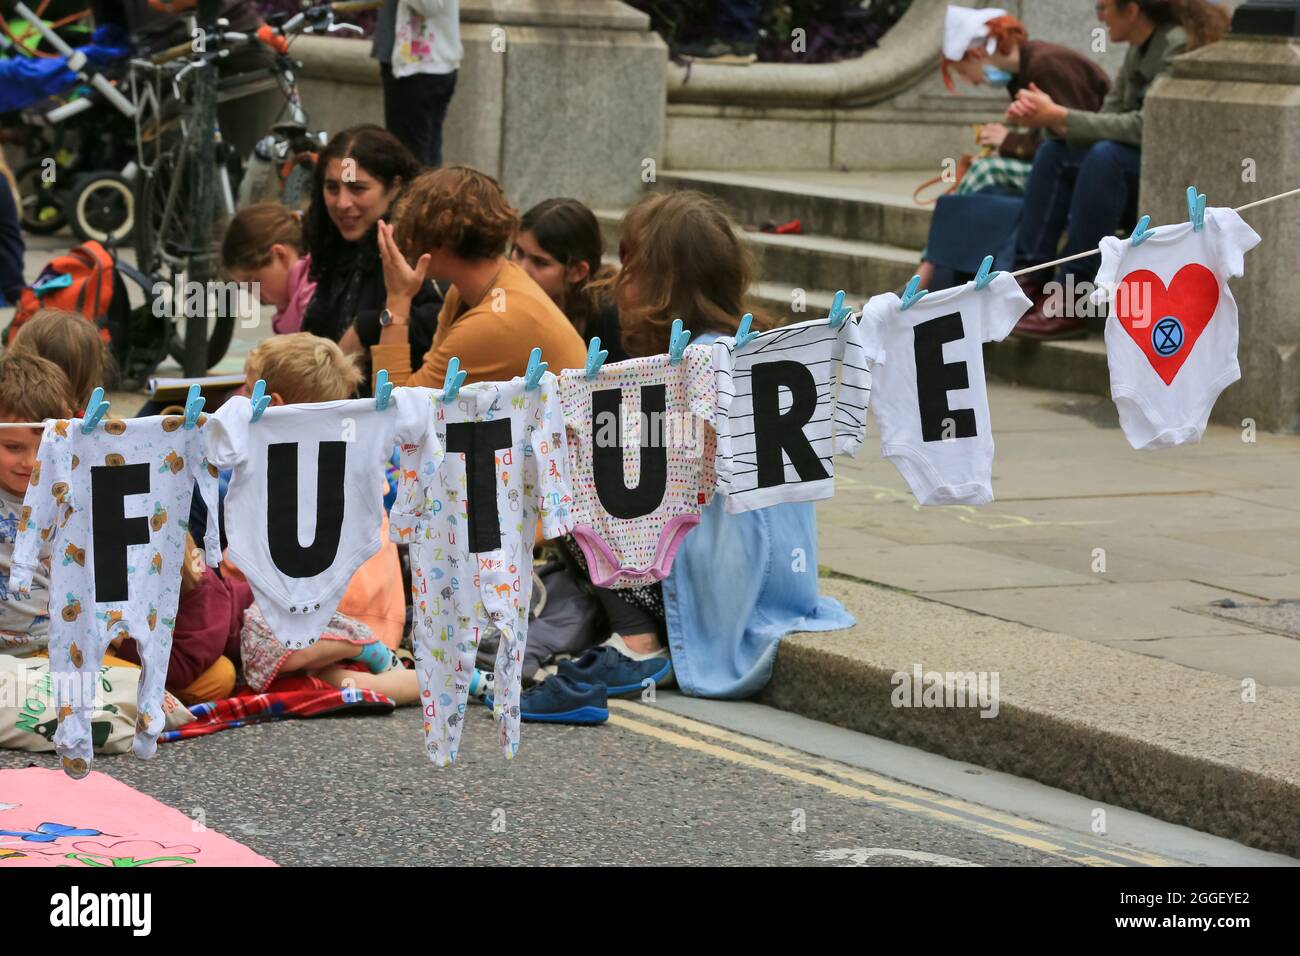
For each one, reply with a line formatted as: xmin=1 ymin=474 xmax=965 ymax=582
xmin=8 ymin=413 xmax=221 ymax=777
xmin=393 ymin=374 xmax=574 ymax=765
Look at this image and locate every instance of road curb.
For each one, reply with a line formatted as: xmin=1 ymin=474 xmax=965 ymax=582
xmin=757 ymin=575 xmax=1300 ymax=858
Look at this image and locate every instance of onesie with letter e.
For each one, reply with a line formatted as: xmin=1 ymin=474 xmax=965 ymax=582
xmin=858 ymin=272 xmax=1030 ymax=505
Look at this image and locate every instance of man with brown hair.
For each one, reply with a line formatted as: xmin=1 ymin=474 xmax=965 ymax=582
xmin=373 ymin=166 xmax=587 ymax=387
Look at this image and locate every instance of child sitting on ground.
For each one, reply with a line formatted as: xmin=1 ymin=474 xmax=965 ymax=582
xmin=0 ymin=353 xmax=77 ymax=655
xmin=226 ymin=333 xmax=417 ymax=704
xmin=111 ymin=533 xmax=252 ymax=705
xmin=221 ymin=203 xmax=316 ymax=334
xmin=7 ymin=308 xmax=113 ymax=412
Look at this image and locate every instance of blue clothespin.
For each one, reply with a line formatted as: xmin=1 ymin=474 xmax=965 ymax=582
xmin=250 ymin=379 xmax=271 ymax=423
xmin=974 ymin=255 xmax=999 ymax=290
xmin=827 ymin=290 xmax=853 ymax=329
xmin=182 ymin=383 xmax=205 ymax=429
xmin=1130 ymin=214 xmax=1153 ymax=247
xmin=585 ymin=337 xmax=608 ymax=381
xmin=441 ymin=357 xmax=466 ymax=403
xmin=1186 ymin=186 xmax=1206 ymax=232
xmin=81 ymin=387 xmax=109 ymax=434
xmin=374 ymin=369 xmax=394 ymax=411
xmin=899 ymin=274 xmax=928 ymax=311
xmin=668 ymin=318 xmax=691 ymax=363
xmin=735 ymin=312 xmax=759 ymax=347
xmin=523 ymin=347 xmax=547 ymax=391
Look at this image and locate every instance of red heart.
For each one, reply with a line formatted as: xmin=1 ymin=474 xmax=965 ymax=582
xmin=1115 ymin=264 xmax=1219 ymax=386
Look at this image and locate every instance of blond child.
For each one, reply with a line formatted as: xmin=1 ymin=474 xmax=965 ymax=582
xmin=7 ymin=309 xmax=112 ymax=411
xmin=229 ymin=333 xmax=417 ymax=704
xmin=0 ymin=354 xmax=77 ymax=655
xmin=221 ymin=203 xmax=317 ymax=334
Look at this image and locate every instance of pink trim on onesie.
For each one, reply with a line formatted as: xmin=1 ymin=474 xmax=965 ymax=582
xmin=571 ymin=514 xmax=701 ymax=587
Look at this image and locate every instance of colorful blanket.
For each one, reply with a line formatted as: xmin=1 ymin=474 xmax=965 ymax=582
xmin=158 ymin=674 xmax=395 ymax=743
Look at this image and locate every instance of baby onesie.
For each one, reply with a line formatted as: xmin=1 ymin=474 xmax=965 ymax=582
xmin=204 ymin=391 xmax=438 ymax=649
xmin=8 ymin=413 xmax=221 ymax=778
xmin=558 ymin=348 xmax=716 ymax=588
xmin=858 ymin=271 xmax=1031 ymax=505
xmin=712 ymin=315 xmax=871 ymax=513
xmin=1093 ymin=206 xmax=1261 ymax=450
xmin=393 ymin=374 xmax=574 ymax=765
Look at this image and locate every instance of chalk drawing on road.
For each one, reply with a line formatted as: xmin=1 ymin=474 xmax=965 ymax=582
xmin=816 ymin=847 xmax=982 ymax=867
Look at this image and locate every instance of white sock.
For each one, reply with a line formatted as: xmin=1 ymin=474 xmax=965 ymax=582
xmin=603 ymin=632 xmax=668 ymax=661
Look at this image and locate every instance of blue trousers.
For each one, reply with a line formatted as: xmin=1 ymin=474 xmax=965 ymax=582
xmin=717 ymin=0 xmax=763 ymax=42
xmin=1014 ymin=138 xmax=1141 ymax=286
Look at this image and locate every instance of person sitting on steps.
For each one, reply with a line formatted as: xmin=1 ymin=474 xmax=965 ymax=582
xmin=1004 ymin=0 xmax=1228 ymax=340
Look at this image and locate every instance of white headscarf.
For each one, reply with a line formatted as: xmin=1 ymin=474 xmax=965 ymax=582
xmin=943 ymin=5 xmax=1009 ymax=61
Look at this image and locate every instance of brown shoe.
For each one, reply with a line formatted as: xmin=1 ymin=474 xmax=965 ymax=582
xmin=1012 ymin=309 xmax=1088 ymax=340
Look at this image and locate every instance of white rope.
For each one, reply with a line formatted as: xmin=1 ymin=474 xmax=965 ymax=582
xmin=1007 ymin=185 xmax=1300 ymax=279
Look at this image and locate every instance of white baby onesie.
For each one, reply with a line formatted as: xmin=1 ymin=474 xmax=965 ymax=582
xmin=8 ymin=413 xmax=221 ymax=778
xmin=1093 ymin=206 xmax=1261 ymax=450
xmin=712 ymin=316 xmax=871 ymax=513
xmin=205 ymin=392 xmax=438 ymax=649
xmin=858 ymin=272 xmax=1031 ymax=505
xmin=558 ymin=349 xmax=716 ymax=588
xmin=393 ymin=373 xmax=574 ymax=765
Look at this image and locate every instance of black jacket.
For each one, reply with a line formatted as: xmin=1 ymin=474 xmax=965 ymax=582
xmin=301 ymin=227 xmax=443 ymax=387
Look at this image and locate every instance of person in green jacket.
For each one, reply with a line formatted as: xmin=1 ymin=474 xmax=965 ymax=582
xmin=1003 ymin=0 xmax=1230 ymax=339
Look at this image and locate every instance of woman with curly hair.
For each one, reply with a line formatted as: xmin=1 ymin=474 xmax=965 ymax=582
xmin=299 ymin=125 xmax=444 ymax=384
xmin=376 ymin=165 xmax=587 ymax=386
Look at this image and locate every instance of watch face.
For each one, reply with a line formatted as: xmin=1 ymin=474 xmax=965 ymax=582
xmin=379 ymin=309 xmax=392 ymax=327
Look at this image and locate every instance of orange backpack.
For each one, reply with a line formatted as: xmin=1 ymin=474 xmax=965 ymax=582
xmin=3 ymin=240 xmax=115 ymax=346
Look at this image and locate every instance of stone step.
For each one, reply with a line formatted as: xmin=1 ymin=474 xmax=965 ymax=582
xmin=745 ymin=282 xmax=1112 ymax=398
xmin=595 ymin=209 xmax=919 ymax=311
xmin=650 ymin=169 xmax=935 ymax=250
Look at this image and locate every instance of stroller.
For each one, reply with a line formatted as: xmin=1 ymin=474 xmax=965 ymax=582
xmin=1 ymin=17 xmax=138 ymax=243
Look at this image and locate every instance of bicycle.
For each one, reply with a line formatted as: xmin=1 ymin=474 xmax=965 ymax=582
xmin=130 ymin=0 xmax=377 ymax=375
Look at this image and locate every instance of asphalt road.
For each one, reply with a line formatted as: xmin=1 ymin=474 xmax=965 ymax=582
xmin=0 ymin=695 xmax=1209 ymax=867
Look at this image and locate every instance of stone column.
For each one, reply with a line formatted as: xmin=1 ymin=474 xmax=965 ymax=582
xmin=1140 ymin=8 xmax=1300 ymax=432
xmin=294 ymin=0 xmax=665 ymax=213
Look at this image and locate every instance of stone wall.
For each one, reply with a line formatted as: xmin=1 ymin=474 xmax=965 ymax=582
xmin=1142 ymin=31 xmax=1300 ymax=432
xmin=238 ymin=1 xmax=665 ymax=213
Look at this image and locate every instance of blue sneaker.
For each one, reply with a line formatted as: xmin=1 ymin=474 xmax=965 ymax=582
xmin=485 ymin=674 xmax=608 ymax=724
xmin=557 ymin=646 xmax=674 ymax=697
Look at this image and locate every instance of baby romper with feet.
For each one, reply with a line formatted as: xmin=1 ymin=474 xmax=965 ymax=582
xmin=393 ymin=373 xmax=574 ymax=766
xmin=9 ymin=413 xmax=221 ymax=777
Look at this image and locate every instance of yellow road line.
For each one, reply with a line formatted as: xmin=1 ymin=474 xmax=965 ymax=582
xmin=608 ymin=703 xmax=1180 ymax=867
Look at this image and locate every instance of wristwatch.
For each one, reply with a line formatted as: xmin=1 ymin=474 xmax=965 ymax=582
xmin=379 ymin=308 xmax=406 ymax=328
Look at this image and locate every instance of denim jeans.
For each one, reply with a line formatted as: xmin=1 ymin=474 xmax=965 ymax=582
xmin=717 ymin=0 xmax=763 ymax=42
xmin=1014 ymin=138 xmax=1142 ymax=286
xmin=380 ymin=65 xmax=458 ymax=168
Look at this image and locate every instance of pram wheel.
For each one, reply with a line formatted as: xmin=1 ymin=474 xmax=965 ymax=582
xmin=14 ymin=157 xmax=67 ymax=235
xmin=68 ymin=172 xmax=135 ymax=245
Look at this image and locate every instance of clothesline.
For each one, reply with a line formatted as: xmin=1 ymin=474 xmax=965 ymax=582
xmin=4 ymin=184 xmax=1300 ymax=432
xmin=1005 ymin=184 xmax=1300 ymax=280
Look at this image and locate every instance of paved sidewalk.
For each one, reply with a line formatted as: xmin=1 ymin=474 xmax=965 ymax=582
xmin=818 ymin=381 xmax=1300 ymax=689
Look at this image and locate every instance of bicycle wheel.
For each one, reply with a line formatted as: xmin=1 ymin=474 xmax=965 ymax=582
xmin=68 ymin=172 xmax=135 ymax=245
xmin=14 ymin=157 xmax=67 ymax=234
